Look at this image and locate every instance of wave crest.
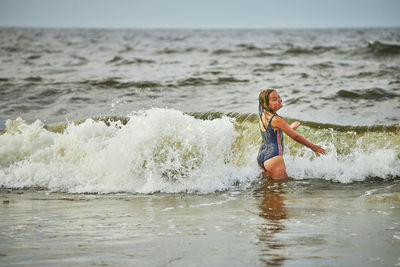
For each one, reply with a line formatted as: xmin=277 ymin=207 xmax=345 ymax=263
xmin=0 ymin=109 xmax=258 ymax=193
xmin=335 ymin=87 xmax=399 ymax=100
xmin=1 ymin=109 xmax=399 ymax=193
xmin=367 ymin=40 xmax=400 ymax=56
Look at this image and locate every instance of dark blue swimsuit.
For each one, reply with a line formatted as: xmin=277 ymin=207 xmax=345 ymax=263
xmin=257 ymin=114 xmax=284 ymax=171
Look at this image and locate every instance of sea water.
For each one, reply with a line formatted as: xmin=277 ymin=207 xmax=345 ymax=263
xmin=1 ymin=28 xmax=400 ymax=266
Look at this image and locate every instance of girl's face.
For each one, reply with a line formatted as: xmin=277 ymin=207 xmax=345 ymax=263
xmin=267 ymin=90 xmax=283 ymax=112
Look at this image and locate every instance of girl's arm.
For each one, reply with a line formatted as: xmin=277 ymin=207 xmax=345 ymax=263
xmin=272 ymin=116 xmax=326 ymax=156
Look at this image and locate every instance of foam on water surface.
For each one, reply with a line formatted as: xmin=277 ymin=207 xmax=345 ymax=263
xmin=0 ymin=108 xmax=399 ymax=193
xmin=0 ymin=109 xmax=257 ymax=193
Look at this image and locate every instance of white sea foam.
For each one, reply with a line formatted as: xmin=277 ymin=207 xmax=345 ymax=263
xmin=0 ymin=108 xmax=399 ymax=193
xmin=0 ymin=109 xmax=258 ymax=193
xmin=286 ymin=141 xmax=400 ymax=183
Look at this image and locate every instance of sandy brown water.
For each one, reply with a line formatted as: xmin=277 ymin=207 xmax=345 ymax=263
xmin=1 ymin=179 xmax=399 ymax=266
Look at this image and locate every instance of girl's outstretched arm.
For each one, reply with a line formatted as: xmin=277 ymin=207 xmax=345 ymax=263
xmin=272 ymin=117 xmax=326 ymax=156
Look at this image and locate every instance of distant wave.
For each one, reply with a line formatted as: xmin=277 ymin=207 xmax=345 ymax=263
xmin=236 ymin=43 xmax=263 ymax=51
xmin=63 ymin=55 xmax=88 ymax=67
xmin=106 ymin=56 xmax=155 ymax=65
xmin=23 ymin=76 xmax=43 ymax=82
xmin=80 ymin=78 xmax=162 ymax=89
xmin=344 ymin=69 xmax=400 ymax=79
xmin=252 ymin=63 xmax=294 ymax=73
xmin=283 ymin=45 xmax=337 ymax=55
xmin=175 ymin=76 xmax=249 ymax=87
xmin=213 ymin=49 xmax=234 ymax=55
xmin=157 ymin=47 xmax=208 ymax=54
xmin=78 ymin=76 xmax=249 ymax=89
xmin=334 ymin=87 xmax=400 ymax=100
xmin=366 ymin=40 xmax=400 ymax=56
xmin=1 ymin=45 xmax=61 ymax=54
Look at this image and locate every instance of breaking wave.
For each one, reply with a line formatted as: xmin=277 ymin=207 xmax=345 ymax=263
xmin=0 ymin=109 xmax=399 ymax=193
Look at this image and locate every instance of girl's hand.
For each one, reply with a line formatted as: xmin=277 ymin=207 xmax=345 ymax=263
xmin=291 ymin=121 xmax=301 ymax=131
xmin=312 ymin=145 xmax=326 ymax=157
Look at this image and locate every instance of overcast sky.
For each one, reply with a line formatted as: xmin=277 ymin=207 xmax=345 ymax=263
xmin=0 ymin=0 xmax=399 ymax=29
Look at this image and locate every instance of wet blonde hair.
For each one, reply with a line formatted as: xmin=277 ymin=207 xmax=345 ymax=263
xmin=258 ymin=89 xmax=277 ymax=132
xmin=259 ymin=89 xmax=275 ymax=109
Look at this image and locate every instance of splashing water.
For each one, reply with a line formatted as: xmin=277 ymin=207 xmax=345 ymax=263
xmin=1 ymin=109 xmax=399 ymax=193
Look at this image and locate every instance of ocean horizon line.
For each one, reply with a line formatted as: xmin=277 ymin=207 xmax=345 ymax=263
xmin=1 ymin=25 xmax=399 ymax=31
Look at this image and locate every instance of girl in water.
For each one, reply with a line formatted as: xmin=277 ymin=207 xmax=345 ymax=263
xmin=257 ymin=89 xmax=326 ymax=179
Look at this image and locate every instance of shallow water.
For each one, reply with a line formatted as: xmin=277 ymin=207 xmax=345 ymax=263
xmin=1 ymin=179 xmax=400 ymax=266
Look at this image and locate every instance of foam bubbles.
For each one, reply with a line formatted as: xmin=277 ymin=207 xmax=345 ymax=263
xmin=0 ymin=109 xmax=258 ymax=193
xmin=1 ymin=109 xmax=399 ymax=193
xmin=286 ymin=135 xmax=400 ymax=183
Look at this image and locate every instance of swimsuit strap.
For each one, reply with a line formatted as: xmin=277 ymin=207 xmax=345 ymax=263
xmin=267 ymin=114 xmax=276 ymax=129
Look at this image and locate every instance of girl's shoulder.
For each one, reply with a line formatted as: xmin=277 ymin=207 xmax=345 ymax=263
xmin=270 ymin=114 xmax=287 ymax=129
